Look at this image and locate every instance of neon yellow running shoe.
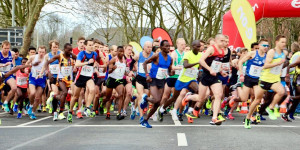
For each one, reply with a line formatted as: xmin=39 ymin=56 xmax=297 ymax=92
xmin=104 ymin=107 xmax=107 ymax=114
xmin=206 ymin=99 xmax=212 ymax=109
xmin=218 ymin=114 xmax=226 ymax=122
xmin=110 ymin=104 xmax=114 ymax=111
xmin=244 ymin=118 xmax=251 ymax=129
xmin=274 ymin=108 xmax=280 ymax=118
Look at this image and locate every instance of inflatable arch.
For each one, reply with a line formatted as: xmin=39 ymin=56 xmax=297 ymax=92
xmin=223 ymin=0 xmax=300 ymax=48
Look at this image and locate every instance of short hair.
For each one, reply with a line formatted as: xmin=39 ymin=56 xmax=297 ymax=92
xmin=292 ymin=42 xmax=300 ymax=52
xmin=275 ymin=35 xmax=286 ymax=42
xmin=94 ymin=39 xmax=104 ymax=45
xmin=1 ymin=40 xmax=10 ymax=47
xmin=224 ymin=35 xmax=229 ymax=39
xmin=49 ymin=40 xmax=59 ymax=49
xmin=240 ymin=48 xmax=248 ymax=53
xmin=176 ymin=38 xmax=185 ymax=45
xmin=64 ymin=43 xmax=72 ymax=49
xmin=84 ymin=39 xmax=94 ymax=45
xmin=78 ymin=36 xmax=85 ymax=42
xmin=28 ymin=46 xmax=36 ymax=51
xmin=206 ymin=38 xmax=214 ymax=45
xmin=258 ymin=39 xmax=268 ymax=44
xmin=200 ymin=40 xmax=206 ymax=44
xmin=124 ymin=44 xmax=133 ymax=49
xmin=38 ymin=45 xmax=47 ymax=50
xmin=251 ymin=42 xmax=259 ymax=48
xmin=117 ymin=46 xmax=124 ymax=50
xmin=12 ymin=48 xmax=19 ymax=53
xmin=22 ymin=57 xmax=28 ymax=61
xmin=153 ymin=38 xmax=159 ymax=42
xmin=160 ymin=40 xmax=169 ymax=47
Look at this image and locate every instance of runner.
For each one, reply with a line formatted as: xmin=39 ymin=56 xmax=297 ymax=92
xmin=103 ymin=46 xmax=127 ymax=120
xmin=140 ymin=40 xmax=174 ymax=128
xmin=68 ymin=39 xmax=97 ymax=123
xmin=244 ymin=35 xmax=288 ymax=129
xmin=26 ymin=46 xmax=47 ymax=119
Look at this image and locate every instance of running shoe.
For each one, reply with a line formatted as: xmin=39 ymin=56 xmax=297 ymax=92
xmin=53 ymin=112 xmax=58 ymax=121
xmin=210 ymin=118 xmax=222 ymax=125
xmin=206 ymin=98 xmax=212 ymax=109
xmin=130 ymin=110 xmax=136 ymax=120
xmin=47 ymin=92 xmax=54 ymax=106
xmin=140 ymin=94 xmax=148 ymax=109
xmin=193 ymin=110 xmax=199 ymax=118
xmin=103 ymin=107 xmax=107 ymax=114
xmin=274 ymin=108 xmax=280 ymax=118
xmin=260 ymin=114 xmax=266 ymax=121
xmin=58 ymin=113 xmax=66 ymax=120
xmin=28 ymin=106 xmax=33 ymax=115
xmin=281 ymin=114 xmax=292 ymax=122
xmin=37 ymin=105 xmax=42 ymax=113
xmin=236 ymin=106 xmax=240 ymax=112
xmin=158 ymin=108 xmax=164 ymax=122
xmin=65 ymin=104 xmax=69 ymax=110
xmin=48 ymin=107 xmax=53 ymax=114
xmin=42 ymin=106 xmax=46 ymax=112
xmin=226 ymin=114 xmax=235 ymax=120
xmin=266 ymin=107 xmax=277 ymax=120
xmin=90 ymin=112 xmax=96 ymax=118
xmin=204 ymin=109 xmax=209 ymax=115
xmin=67 ymin=112 xmax=72 ymax=123
xmin=141 ymin=120 xmax=152 ymax=128
xmin=139 ymin=116 xmax=144 ymax=124
xmin=106 ymin=113 xmax=110 ymax=120
xmin=187 ymin=116 xmax=193 ymax=123
xmin=110 ymin=104 xmax=114 ymax=111
xmin=3 ymin=103 xmax=9 ymax=112
xmin=185 ymin=112 xmax=197 ymax=119
xmin=13 ymin=104 xmax=18 ymax=112
xmin=30 ymin=113 xmax=37 ymax=120
xmin=84 ymin=108 xmax=91 ymax=117
xmin=17 ymin=112 xmax=22 ymax=119
xmin=244 ymin=118 xmax=251 ymax=129
xmin=116 ymin=113 xmax=125 ymax=120
xmin=289 ymin=113 xmax=295 ymax=120
xmin=182 ymin=92 xmax=192 ymax=106
xmin=218 ymin=114 xmax=226 ymax=122
xmin=178 ymin=114 xmax=183 ymax=121
xmin=171 ymin=109 xmax=179 ymax=121
xmin=122 ymin=110 xmax=127 ymax=117
xmin=251 ymin=116 xmax=258 ymax=125
xmin=77 ymin=111 xmax=83 ymax=119
xmin=256 ymin=115 xmax=261 ymax=123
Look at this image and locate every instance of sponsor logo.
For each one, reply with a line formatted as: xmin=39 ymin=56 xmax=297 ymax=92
xmin=292 ymin=0 xmax=300 ymax=8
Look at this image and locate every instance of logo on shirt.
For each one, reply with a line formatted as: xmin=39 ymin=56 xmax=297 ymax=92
xmin=292 ymin=0 xmax=300 ymax=8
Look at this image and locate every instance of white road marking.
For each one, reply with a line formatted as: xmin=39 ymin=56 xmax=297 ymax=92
xmin=17 ymin=116 xmax=52 ymax=126
xmin=174 ymin=120 xmax=181 ymax=126
xmin=294 ymin=116 xmax=300 ymax=119
xmin=1 ymin=124 xmax=300 ymax=128
xmin=177 ymin=133 xmax=188 ymax=146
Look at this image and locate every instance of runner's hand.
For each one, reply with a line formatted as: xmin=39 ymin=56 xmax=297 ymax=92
xmin=209 ymin=69 xmax=216 ymax=76
xmin=88 ymin=59 xmax=94 ymax=64
xmin=32 ymin=61 xmax=41 ymax=66
xmin=5 ymin=62 xmax=12 ymax=66
xmin=146 ymin=76 xmax=152 ymax=83
xmin=278 ymin=58 xmax=285 ymax=65
xmin=239 ymin=75 xmax=245 ymax=82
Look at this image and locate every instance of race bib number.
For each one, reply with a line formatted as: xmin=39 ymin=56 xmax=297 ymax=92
xmin=221 ymin=62 xmax=230 ymax=73
xmin=249 ymin=65 xmax=262 ymax=77
xmin=156 ymin=68 xmax=168 ymax=79
xmin=175 ymin=65 xmax=183 ymax=75
xmin=32 ymin=69 xmax=42 ymax=78
xmin=113 ymin=64 xmax=126 ymax=79
xmin=0 ymin=63 xmax=11 ymax=72
xmin=61 ymin=66 xmax=72 ymax=77
xmin=98 ymin=67 xmax=106 ymax=77
xmin=80 ymin=65 xmax=94 ymax=77
xmin=138 ymin=63 xmax=151 ymax=74
xmin=126 ymin=67 xmax=130 ymax=74
xmin=17 ymin=77 xmax=27 ymax=85
xmin=211 ymin=60 xmax=222 ymax=73
xmin=270 ymin=64 xmax=283 ymax=75
xmin=184 ymin=67 xmax=198 ymax=78
xmin=49 ymin=64 xmax=59 ymax=74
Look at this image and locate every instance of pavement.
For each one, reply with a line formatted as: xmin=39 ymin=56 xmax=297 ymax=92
xmin=0 ymin=111 xmax=300 ymax=150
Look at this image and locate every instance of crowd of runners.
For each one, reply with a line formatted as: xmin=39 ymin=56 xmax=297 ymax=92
xmin=0 ymin=34 xmax=300 ymax=129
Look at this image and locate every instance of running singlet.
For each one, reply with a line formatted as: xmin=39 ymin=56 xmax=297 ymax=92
xmin=16 ymin=70 xmax=28 ymax=88
xmin=137 ymin=51 xmax=153 ymax=78
xmin=171 ymin=49 xmax=184 ymax=78
xmin=289 ymin=51 xmax=300 ymax=75
xmin=75 ymin=51 xmax=97 ymax=80
xmin=245 ymin=50 xmax=266 ymax=78
xmin=0 ymin=51 xmax=13 ymax=73
xmin=48 ymin=51 xmax=61 ymax=77
xmin=96 ymin=50 xmax=106 ymax=78
xmin=109 ymin=57 xmax=126 ymax=80
xmin=219 ymin=48 xmax=231 ymax=74
xmin=105 ymin=54 xmax=113 ymax=80
xmin=123 ymin=55 xmax=133 ymax=79
xmin=30 ymin=55 xmax=45 ymax=78
xmin=58 ymin=53 xmax=74 ymax=80
xmin=260 ymin=50 xmax=285 ymax=83
xmin=203 ymin=45 xmax=225 ymax=74
xmin=178 ymin=51 xmax=202 ymax=82
xmin=149 ymin=52 xmax=172 ymax=79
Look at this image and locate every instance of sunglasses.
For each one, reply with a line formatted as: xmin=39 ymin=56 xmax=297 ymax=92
xmin=261 ymin=44 xmax=269 ymax=48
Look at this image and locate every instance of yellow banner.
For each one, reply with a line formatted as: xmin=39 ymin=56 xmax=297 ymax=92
xmin=231 ymin=0 xmax=257 ymax=50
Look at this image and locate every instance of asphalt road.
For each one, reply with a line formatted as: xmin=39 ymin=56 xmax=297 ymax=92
xmin=0 ymin=111 xmax=300 ymax=150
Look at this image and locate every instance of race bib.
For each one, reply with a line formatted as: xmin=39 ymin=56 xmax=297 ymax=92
xmin=184 ymin=67 xmax=198 ymax=78
xmin=281 ymin=67 xmax=287 ymax=77
xmin=61 ymin=66 xmax=72 ymax=77
xmin=156 ymin=68 xmax=168 ymax=79
xmin=98 ymin=67 xmax=106 ymax=77
xmin=80 ymin=65 xmax=94 ymax=77
xmin=221 ymin=62 xmax=230 ymax=72
xmin=211 ymin=60 xmax=222 ymax=73
xmin=270 ymin=64 xmax=283 ymax=75
xmin=126 ymin=67 xmax=130 ymax=74
xmin=31 ymin=69 xmax=42 ymax=78
xmin=17 ymin=77 xmax=27 ymax=85
xmin=138 ymin=63 xmax=151 ymax=74
xmin=113 ymin=64 xmax=126 ymax=79
xmin=0 ymin=63 xmax=11 ymax=72
xmin=249 ymin=65 xmax=262 ymax=77
xmin=175 ymin=65 xmax=183 ymax=75
xmin=49 ymin=64 xmax=59 ymax=74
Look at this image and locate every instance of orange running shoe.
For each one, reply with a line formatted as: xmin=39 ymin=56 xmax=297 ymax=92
xmin=77 ymin=111 xmax=83 ymax=119
xmin=182 ymin=92 xmax=192 ymax=106
xmin=193 ymin=110 xmax=199 ymax=118
xmin=187 ymin=116 xmax=194 ymax=123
